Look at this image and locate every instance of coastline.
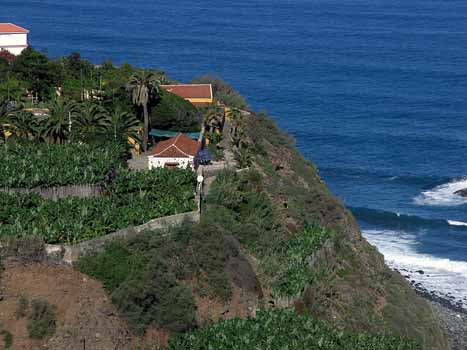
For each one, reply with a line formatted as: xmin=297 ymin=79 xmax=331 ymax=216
xmin=409 ymin=280 xmax=466 ymax=349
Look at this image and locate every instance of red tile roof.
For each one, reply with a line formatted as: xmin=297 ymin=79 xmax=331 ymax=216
xmin=149 ymin=133 xmax=201 ymax=158
xmin=0 ymin=23 xmax=29 ymax=34
xmin=160 ymin=84 xmax=213 ymax=100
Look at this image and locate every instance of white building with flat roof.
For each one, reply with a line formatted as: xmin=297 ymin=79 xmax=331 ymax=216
xmin=0 ymin=23 xmax=29 ymax=55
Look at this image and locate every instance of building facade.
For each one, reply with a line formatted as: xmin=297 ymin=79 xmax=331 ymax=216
xmin=0 ymin=23 xmax=29 ymax=55
xmin=148 ymin=133 xmax=201 ymax=170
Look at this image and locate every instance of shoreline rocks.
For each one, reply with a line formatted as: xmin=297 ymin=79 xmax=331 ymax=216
xmin=454 ymin=188 xmax=467 ymax=198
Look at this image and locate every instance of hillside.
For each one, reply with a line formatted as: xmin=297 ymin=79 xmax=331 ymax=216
xmin=0 ymin=47 xmax=448 ymax=348
xmin=239 ymin=112 xmax=448 ymax=349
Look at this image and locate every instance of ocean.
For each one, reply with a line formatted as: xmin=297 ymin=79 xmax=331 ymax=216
xmin=3 ymin=0 xmax=467 ymax=309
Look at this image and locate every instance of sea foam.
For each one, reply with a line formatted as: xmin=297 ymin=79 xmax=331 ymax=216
xmin=414 ymin=177 xmax=467 ymax=207
xmin=447 ymin=220 xmax=467 ymax=227
xmin=363 ymin=229 xmax=467 ymax=309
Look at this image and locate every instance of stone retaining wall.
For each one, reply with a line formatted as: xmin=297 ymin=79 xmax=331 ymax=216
xmin=46 ymin=211 xmax=200 ymax=264
xmin=0 ymin=184 xmax=103 ymax=200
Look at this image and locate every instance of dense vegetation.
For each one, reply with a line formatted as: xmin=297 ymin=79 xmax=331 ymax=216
xmin=205 ymin=170 xmax=333 ymax=298
xmin=238 ymin=112 xmax=447 ymax=348
xmin=167 ymin=309 xmax=422 ymax=350
xmin=76 ymin=221 xmax=238 ymax=333
xmin=76 ymin=169 xmax=336 ymax=336
xmin=0 ymin=48 xmax=213 ymax=151
xmin=0 ymin=168 xmax=196 ymax=243
xmin=150 ymin=89 xmax=201 ymax=132
xmin=0 ymin=142 xmax=126 ymax=188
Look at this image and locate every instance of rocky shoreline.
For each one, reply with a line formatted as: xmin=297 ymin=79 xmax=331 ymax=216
xmin=423 ymin=297 xmax=467 ymax=350
xmin=409 ymin=278 xmax=466 ymax=349
xmin=393 ymin=267 xmax=466 ymax=349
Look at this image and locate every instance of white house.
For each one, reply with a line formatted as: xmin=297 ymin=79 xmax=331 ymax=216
xmin=0 ymin=23 xmax=29 ymax=56
xmin=148 ymin=133 xmax=201 ymax=170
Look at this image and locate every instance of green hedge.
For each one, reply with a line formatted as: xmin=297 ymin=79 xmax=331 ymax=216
xmin=0 ymin=142 xmax=127 ymax=188
xmin=167 ymin=309 xmax=422 ymax=350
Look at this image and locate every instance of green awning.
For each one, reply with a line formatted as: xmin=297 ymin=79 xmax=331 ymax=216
xmin=149 ymin=129 xmax=200 ymax=140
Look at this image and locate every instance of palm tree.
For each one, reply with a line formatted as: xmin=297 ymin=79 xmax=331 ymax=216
xmin=127 ymin=70 xmax=160 ymax=152
xmin=42 ymin=98 xmax=78 ymax=144
xmin=104 ymin=107 xmax=142 ymax=143
xmin=204 ymin=104 xmax=224 ymax=134
xmin=229 ymin=108 xmax=243 ymax=146
xmin=7 ymin=110 xmax=41 ymax=140
xmin=0 ymin=100 xmax=16 ymax=143
xmin=74 ymin=101 xmax=108 ymax=140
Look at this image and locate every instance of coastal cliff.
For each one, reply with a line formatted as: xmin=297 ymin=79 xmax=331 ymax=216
xmin=240 ymin=112 xmax=448 ymax=349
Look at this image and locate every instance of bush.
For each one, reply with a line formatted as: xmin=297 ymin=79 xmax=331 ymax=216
xmin=273 ymin=226 xmax=333 ymax=298
xmin=1 ymin=330 xmax=13 ymax=349
xmin=151 ymin=90 xmax=201 ymax=132
xmin=27 ymin=299 xmax=57 ymax=339
xmin=205 ymin=170 xmax=280 ymax=256
xmin=111 ymin=257 xmax=196 ymax=334
xmin=167 ymin=309 xmax=422 ymax=350
xmin=15 ymin=293 xmax=29 ymax=319
xmin=75 ymin=241 xmax=147 ymax=292
xmin=76 ymin=221 xmax=237 ymax=334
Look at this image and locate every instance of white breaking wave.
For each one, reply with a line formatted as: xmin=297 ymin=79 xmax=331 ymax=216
xmin=414 ymin=178 xmax=467 ymax=206
xmin=447 ymin=220 xmax=467 ymax=227
xmin=363 ymin=229 xmax=467 ymax=308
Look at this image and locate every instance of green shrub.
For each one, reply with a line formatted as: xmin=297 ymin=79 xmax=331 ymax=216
xmin=205 ymin=170 xmax=280 ymax=256
xmin=273 ymin=226 xmax=333 ymax=298
xmin=76 ymin=221 xmax=237 ymax=334
xmin=15 ymin=293 xmax=29 ymax=319
xmin=1 ymin=330 xmax=13 ymax=349
xmin=27 ymin=299 xmax=57 ymax=339
xmin=151 ymin=89 xmax=201 ymax=132
xmin=167 ymin=309 xmax=422 ymax=350
xmin=111 ymin=257 xmax=196 ymax=334
xmin=75 ymin=241 xmax=147 ymax=292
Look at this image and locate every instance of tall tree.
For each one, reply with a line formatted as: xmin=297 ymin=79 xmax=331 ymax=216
xmin=103 ymin=106 xmax=142 ymax=143
xmin=10 ymin=47 xmax=57 ymax=101
xmin=127 ymin=70 xmax=160 ymax=152
xmin=43 ymin=98 xmax=78 ymax=144
xmin=7 ymin=109 xmax=41 ymax=140
xmin=74 ymin=101 xmax=108 ymax=141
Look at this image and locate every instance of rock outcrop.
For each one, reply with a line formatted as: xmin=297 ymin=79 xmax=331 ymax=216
xmin=454 ymin=188 xmax=467 ymax=197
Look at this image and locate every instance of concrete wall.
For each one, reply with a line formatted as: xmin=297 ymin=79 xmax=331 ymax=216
xmin=148 ymin=155 xmax=194 ymax=170
xmin=0 ymin=33 xmax=28 ymax=55
xmin=45 ymin=211 xmax=201 ymax=264
xmin=0 ymin=184 xmax=103 ymax=200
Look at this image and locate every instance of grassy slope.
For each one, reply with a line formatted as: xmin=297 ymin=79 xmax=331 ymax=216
xmin=244 ymin=113 xmax=447 ymax=350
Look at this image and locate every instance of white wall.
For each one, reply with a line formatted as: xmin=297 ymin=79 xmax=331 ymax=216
xmin=0 ymin=33 xmax=28 ymax=55
xmin=148 ymin=156 xmax=195 ymax=170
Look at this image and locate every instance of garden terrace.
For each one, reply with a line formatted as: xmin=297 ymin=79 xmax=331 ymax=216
xmin=167 ymin=309 xmax=422 ymax=350
xmin=0 ymin=168 xmax=197 ymax=244
xmin=0 ymin=142 xmax=127 ymax=188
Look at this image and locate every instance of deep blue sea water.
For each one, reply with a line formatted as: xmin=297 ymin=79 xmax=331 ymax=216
xmin=3 ymin=0 xmax=467 ymax=307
